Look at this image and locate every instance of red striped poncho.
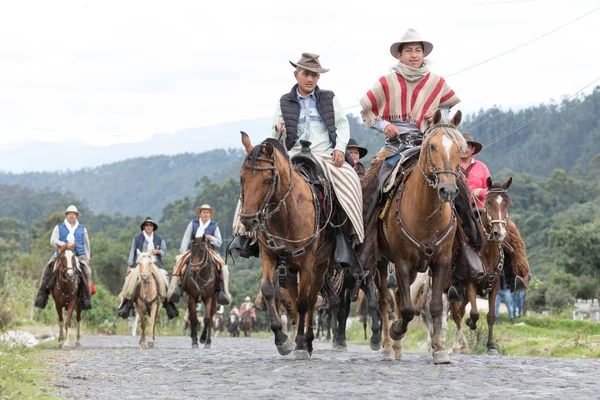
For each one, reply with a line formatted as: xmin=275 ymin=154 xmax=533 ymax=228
xmin=360 ymin=71 xmax=460 ymax=131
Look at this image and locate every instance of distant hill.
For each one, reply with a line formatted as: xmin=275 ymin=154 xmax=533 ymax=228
xmin=1 ymin=87 xmax=599 ymax=218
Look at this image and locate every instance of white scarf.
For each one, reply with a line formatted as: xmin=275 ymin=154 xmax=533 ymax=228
xmin=64 ymin=219 xmax=80 ymax=243
xmin=392 ymin=61 xmax=430 ymax=83
xmin=143 ymin=231 xmax=157 ymax=262
xmin=195 ymin=219 xmax=212 ymax=238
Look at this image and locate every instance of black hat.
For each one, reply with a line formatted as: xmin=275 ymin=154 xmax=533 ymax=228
xmin=346 ymin=138 xmax=368 ymax=159
xmin=140 ymin=217 xmax=158 ymax=231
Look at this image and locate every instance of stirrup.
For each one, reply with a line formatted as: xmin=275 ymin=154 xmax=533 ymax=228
xmin=163 ymin=301 xmax=179 ymax=320
xmin=447 ymin=285 xmax=464 ymax=303
xmin=117 ymin=299 xmax=132 ymax=319
xmin=512 ymin=276 xmax=526 ymax=292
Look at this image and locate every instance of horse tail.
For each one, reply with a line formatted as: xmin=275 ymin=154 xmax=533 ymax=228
xmin=320 ymin=270 xmax=340 ymax=308
xmin=503 ymin=221 xmax=530 ymax=279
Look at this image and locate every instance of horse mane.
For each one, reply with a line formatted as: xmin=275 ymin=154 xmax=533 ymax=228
xmin=425 ymin=114 xmax=467 ymax=152
xmin=504 ymin=221 xmax=529 ymax=279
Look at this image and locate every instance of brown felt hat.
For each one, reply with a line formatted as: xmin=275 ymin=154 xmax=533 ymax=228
xmin=346 ymin=138 xmax=368 ymax=159
xmin=462 ymin=133 xmax=483 ymax=155
xmin=289 ymin=52 xmax=329 ymax=74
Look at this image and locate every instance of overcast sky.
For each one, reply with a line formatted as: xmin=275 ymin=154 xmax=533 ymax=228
xmin=1 ymin=0 xmax=599 ymax=147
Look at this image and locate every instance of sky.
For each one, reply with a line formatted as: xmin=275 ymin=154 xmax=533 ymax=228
xmin=1 ymin=0 xmax=599 ymax=147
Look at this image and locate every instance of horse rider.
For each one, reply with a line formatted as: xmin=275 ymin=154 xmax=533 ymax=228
xmin=239 ymin=296 xmax=256 ymax=327
xmin=459 ymin=133 xmax=491 ymax=209
xmin=359 ymin=28 xmax=485 ymax=300
xmin=229 ymin=52 xmax=365 ymax=278
xmin=35 ymin=205 xmax=93 ymax=310
xmin=229 ymin=304 xmax=240 ymax=317
xmin=168 ymin=204 xmax=232 ymax=306
xmin=347 ymin=138 xmax=368 ymax=179
xmin=117 ymin=217 xmax=178 ymax=319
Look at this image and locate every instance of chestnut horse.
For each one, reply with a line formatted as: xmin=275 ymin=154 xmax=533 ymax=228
xmin=182 ymin=236 xmax=218 ymax=349
xmin=133 ymin=250 xmax=161 ymax=349
xmin=450 ymin=177 xmax=529 ymax=355
xmin=374 ymin=110 xmax=466 ymax=364
xmin=239 ymin=133 xmax=335 ymax=359
xmin=52 ymin=245 xmax=82 ymax=349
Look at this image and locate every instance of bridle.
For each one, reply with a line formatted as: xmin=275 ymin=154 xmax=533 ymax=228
xmin=418 ymin=124 xmax=461 ymax=189
xmin=56 ymin=252 xmax=79 ymax=305
xmin=137 ymin=257 xmax=158 ymax=307
xmin=186 ymin=240 xmax=215 ymax=294
xmin=485 ymin=188 xmax=510 ymax=237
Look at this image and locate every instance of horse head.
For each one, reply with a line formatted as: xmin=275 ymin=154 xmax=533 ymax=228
xmin=485 ymin=176 xmax=513 ymax=242
xmin=58 ymin=244 xmax=77 ymax=282
xmin=136 ymin=249 xmax=155 ymax=283
xmin=421 ymin=110 xmax=466 ymax=203
xmin=239 ymin=131 xmax=290 ymax=233
xmin=190 ymin=236 xmax=209 ymax=270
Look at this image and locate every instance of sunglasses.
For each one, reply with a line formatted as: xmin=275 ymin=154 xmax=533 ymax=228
xmin=144 ymin=223 xmax=154 ymax=227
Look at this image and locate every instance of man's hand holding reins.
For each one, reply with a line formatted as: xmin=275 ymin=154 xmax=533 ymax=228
xmin=276 ymin=121 xmax=286 ymax=135
xmin=332 ymin=150 xmax=344 ymax=167
xmin=151 ymin=249 xmax=161 ymax=255
xmin=384 ymin=124 xmax=401 ymax=139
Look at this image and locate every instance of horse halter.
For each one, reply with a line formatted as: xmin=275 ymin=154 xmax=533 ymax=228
xmin=485 ymin=188 xmax=510 ymax=237
xmin=189 ymin=240 xmax=209 ymax=269
xmin=239 ymin=144 xmax=294 ymax=232
xmin=419 ymin=125 xmax=461 ymax=189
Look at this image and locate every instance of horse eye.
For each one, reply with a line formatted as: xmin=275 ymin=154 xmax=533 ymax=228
xmin=264 ymin=178 xmax=272 ymax=184
xmin=430 ymin=144 xmax=437 ymax=152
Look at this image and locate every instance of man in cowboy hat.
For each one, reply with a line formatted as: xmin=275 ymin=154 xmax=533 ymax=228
xmin=117 ymin=217 xmax=179 ymax=319
xmin=359 ymin=29 xmax=485 ymax=302
xmin=347 ymin=138 xmax=368 ymax=179
xmin=239 ymin=296 xmax=256 ymax=329
xmin=168 ymin=204 xmax=232 ymax=307
xmin=35 ymin=205 xmax=93 ymax=310
xmin=230 ymin=52 xmax=365 ymax=279
xmin=459 ymin=133 xmax=490 ymax=208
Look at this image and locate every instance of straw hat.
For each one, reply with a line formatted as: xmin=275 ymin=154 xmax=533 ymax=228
xmin=244 ymin=296 xmax=251 ymax=302
xmin=389 ymin=28 xmax=433 ymax=59
xmin=64 ymin=205 xmax=80 ymax=216
xmin=195 ymin=204 xmax=215 ymax=217
xmin=462 ymin=133 xmax=483 ymax=155
xmin=289 ymin=52 xmax=329 ymax=74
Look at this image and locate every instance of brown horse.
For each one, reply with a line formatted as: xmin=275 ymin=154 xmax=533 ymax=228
xmin=450 ymin=176 xmax=529 ymax=355
xmin=240 ymin=310 xmax=253 ymax=337
xmin=239 ymin=133 xmax=335 ymax=359
xmin=182 ymin=236 xmax=218 ymax=349
xmin=372 ymin=110 xmax=466 ymax=364
xmin=133 ymin=250 xmax=162 ymax=349
xmin=52 ymin=245 xmax=82 ymax=349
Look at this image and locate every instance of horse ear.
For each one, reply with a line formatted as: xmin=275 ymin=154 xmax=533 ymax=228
xmin=451 ymin=110 xmax=462 ymax=127
xmin=265 ymin=143 xmax=274 ymax=157
xmin=503 ymin=177 xmax=513 ymax=190
xmin=432 ymin=109 xmax=443 ymax=126
xmin=486 ymin=176 xmax=493 ymax=189
xmin=136 ymin=249 xmax=141 ymax=256
xmin=241 ymin=131 xmax=253 ymax=154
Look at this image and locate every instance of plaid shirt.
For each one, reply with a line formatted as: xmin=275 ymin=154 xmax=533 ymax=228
xmin=272 ymin=89 xmax=350 ymax=157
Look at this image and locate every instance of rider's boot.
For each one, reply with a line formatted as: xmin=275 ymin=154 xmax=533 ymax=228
xmin=117 ymin=298 xmax=132 ymax=319
xmin=162 ymin=299 xmax=179 ymax=320
xmin=79 ymin=262 xmax=93 ymax=310
xmin=227 ymin=235 xmax=259 ymax=260
xmin=217 ymin=265 xmax=232 ymax=306
xmin=34 ymin=262 xmax=54 ymax=309
xmin=167 ymin=275 xmax=182 ymax=303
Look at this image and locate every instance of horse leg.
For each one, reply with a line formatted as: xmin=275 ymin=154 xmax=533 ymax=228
xmin=147 ymin=301 xmax=158 ymax=349
xmin=261 ymin=256 xmax=292 ymax=355
xmin=204 ymin=298 xmax=214 ymax=349
xmin=56 ymin=300 xmax=64 ymax=349
xmin=390 ymin=261 xmax=415 ymax=342
xmin=138 ymin=302 xmax=146 ymax=349
xmin=450 ymin=300 xmax=468 ymax=354
xmin=362 ymin=276 xmax=382 ymax=351
xmin=465 ymin=282 xmax=480 ymax=332
xmin=303 ymin=261 xmax=327 ymax=357
xmin=76 ymin=306 xmax=82 ymax=349
xmin=64 ymin=300 xmax=73 ymax=349
xmin=189 ymin=298 xmax=199 ymax=348
xmin=373 ymin=259 xmax=394 ymax=360
xmin=292 ymin=256 xmax=315 ymax=360
xmin=430 ymin=263 xmax=451 ymax=364
xmin=487 ymin=280 xmax=500 ymax=355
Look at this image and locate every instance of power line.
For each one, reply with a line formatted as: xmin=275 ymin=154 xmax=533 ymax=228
xmin=483 ymin=76 xmax=600 ymax=148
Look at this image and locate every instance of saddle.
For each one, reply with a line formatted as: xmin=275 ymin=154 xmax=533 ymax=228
xmin=291 ymin=140 xmax=328 ymax=189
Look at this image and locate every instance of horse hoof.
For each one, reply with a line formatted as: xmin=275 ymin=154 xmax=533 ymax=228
xmin=370 ymin=340 xmax=381 ymax=351
xmin=488 ymin=348 xmax=499 ymax=356
xmin=334 ymin=344 xmax=347 ymax=352
xmin=192 ymin=343 xmax=199 ymax=349
xmin=293 ymin=350 xmax=310 ymax=360
xmin=204 ymin=344 xmax=211 ymax=349
xmin=433 ymin=351 xmax=451 ymax=364
xmin=200 ymin=338 xmax=206 ymax=344
xmin=140 ymin=343 xmax=146 ymax=349
xmin=57 ymin=343 xmax=63 ymax=349
xmin=460 ymin=347 xmax=470 ymax=354
xmin=276 ymin=340 xmax=294 ymax=356
xmin=75 ymin=343 xmax=81 ymax=350
xmin=381 ymin=351 xmax=395 ymax=361
xmin=63 ymin=344 xmax=70 ymax=350
xmin=389 ymin=330 xmax=404 ymax=341
xmin=147 ymin=342 xmax=154 ymax=349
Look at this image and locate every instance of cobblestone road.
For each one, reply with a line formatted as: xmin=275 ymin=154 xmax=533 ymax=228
xmin=52 ymin=335 xmax=600 ymax=399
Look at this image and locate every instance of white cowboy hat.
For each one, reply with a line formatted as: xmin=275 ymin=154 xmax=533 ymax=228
xmin=389 ymin=28 xmax=434 ymax=59
xmin=244 ymin=296 xmax=251 ymax=302
xmin=195 ymin=204 xmax=215 ymax=217
xmin=64 ymin=205 xmax=80 ymax=216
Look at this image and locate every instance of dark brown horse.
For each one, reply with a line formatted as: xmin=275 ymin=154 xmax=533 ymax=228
xmin=372 ymin=110 xmax=466 ymax=363
xmin=239 ymin=133 xmax=335 ymax=359
xmin=52 ymin=245 xmax=82 ymax=349
xmin=450 ymin=177 xmax=530 ymax=354
xmin=182 ymin=236 xmax=218 ymax=349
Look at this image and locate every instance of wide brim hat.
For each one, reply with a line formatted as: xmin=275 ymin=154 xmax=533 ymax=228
xmin=140 ymin=217 xmax=158 ymax=231
xmin=390 ymin=28 xmax=433 ymax=59
xmin=346 ymin=138 xmax=368 ymax=159
xmin=462 ymin=133 xmax=483 ymax=155
xmin=244 ymin=296 xmax=251 ymax=302
xmin=289 ymin=52 xmax=330 ymax=74
xmin=195 ymin=204 xmax=216 ymax=217
xmin=64 ymin=205 xmax=80 ymax=216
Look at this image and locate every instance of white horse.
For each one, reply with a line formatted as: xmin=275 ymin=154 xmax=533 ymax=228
xmin=410 ymin=271 xmax=449 ymax=352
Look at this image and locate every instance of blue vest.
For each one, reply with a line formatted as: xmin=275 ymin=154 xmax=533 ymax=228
xmin=56 ymin=223 xmax=86 ymax=256
xmin=132 ymin=232 xmax=164 ymax=268
xmin=191 ymin=219 xmax=218 ymax=249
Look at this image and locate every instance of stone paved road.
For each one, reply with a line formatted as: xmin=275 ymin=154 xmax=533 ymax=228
xmin=52 ymin=335 xmax=600 ymax=400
